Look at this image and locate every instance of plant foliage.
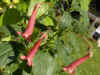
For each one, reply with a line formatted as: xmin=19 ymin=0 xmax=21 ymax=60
xmin=0 ymin=0 xmax=98 ymax=75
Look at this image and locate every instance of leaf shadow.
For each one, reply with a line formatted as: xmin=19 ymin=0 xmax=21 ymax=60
xmin=13 ymin=62 xmax=32 ymax=75
xmin=3 ymin=8 xmax=22 ymax=25
xmin=5 ymin=24 xmax=18 ymax=37
xmin=8 ymin=41 xmax=25 ymax=62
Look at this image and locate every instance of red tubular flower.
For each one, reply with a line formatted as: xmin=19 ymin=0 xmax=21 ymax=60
xmin=22 ymin=3 xmax=41 ymax=39
xmin=20 ymin=32 xmax=47 ymax=66
xmin=63 ymin=48 xmax=93 ymax=74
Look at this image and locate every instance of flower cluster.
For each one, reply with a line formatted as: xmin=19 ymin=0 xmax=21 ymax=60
xmin=19 ymin=2 xmax=93 ymax=74
xmin=20 ymin=2 xmax=47 ymax=66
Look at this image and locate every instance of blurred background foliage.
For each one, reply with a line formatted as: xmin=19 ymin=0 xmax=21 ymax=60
xmin=0 ymin=0 xmax=99 ymax=75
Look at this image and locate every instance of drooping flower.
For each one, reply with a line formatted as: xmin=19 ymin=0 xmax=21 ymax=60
xmin=22 ymin=3 xmax=41 ymax=39
xmin=63 ymin=47 xmax=93 ymax=74
xmin=17 ymin=3 xmax=41 ymax=40
xmin=20 ymin=32 xmax=47 ymax=66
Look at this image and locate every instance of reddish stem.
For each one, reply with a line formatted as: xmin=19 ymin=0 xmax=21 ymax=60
xmin=20 ymin=32 xmax=47 ymax=66
xmin=63 ymin=48 xmax=93 ymax=74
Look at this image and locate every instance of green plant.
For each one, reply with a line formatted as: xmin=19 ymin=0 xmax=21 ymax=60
xmin=0 ymin=0 xmax=98 ymax=75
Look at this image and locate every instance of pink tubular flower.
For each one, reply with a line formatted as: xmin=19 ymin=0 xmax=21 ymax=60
xmin=63 ymin=48 xmax=93 ymax=74
xmin=20 ymin=32 xmax=47 ymax=66
xmin=22 ymin=3 xmax=41 ymax=39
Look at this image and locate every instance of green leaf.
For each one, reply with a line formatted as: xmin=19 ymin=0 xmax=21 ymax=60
xmin=1 ymin=72 xmax=11 ymax=75
xmin=71 ymin=0 xmax=80 ymax=11
xmin=2 ymin=0 xmax=11 ymax=5
xmin=27 ymin=0 xmax=49 ymax=18
xmin=16 ymin=1 xmax=28 ymax=12
xmin=40 ymin=16 xmax=54 ymax=26
xmin=3 ymin=8 xmax=22 ymax=25
xmin=37 ymin=3 xmax=49 ymax=18
xmin=79 ymin=0 xmax=90 ymax=34
xmin=0 ymin=25 xmax=22 ymax=40
xmin=1 ymin=35 xmax=11 ymax=41
xmin=2 ymin=63 xmax=19 ymax=74
xmin=0 ymin=14 xmax=4 ymax=27
xmin=59 ymin=12 xmax=72 ymax=30
xmin=12 ymin=0 xmax=20 ymax=4
xmin=32 ymin=52 xmax=57 ymax=75
xmin=0 ymin=42 xmax=14 ymax=67
xmin=80 ymin=0 xmax=90 ymax=11
xmin=0 ymin=26 xmax=11 ymax=39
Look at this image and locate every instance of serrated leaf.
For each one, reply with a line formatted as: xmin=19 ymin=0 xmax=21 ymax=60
xmin=27 ymin=0 xmax=49 ymax=18
xmin=59 ymin=12 xmax=72 ymax=29
xmin=0 ymin=26 xmax=10 ymax=37
xmin=40 ymin=16 xmax=54 ymax=26
xmin=37 ymin=3 xmax=49 ymax=18
xmin=1 ymin=72 xmax=11 ymax=75
xmin=0 ymin=25 xmax=22 ymax=39
xmin=16 ymin=1 xmax=28 ymax=12
xmin=71 ymin=0 xmax=80 ymax=11
xmin=3 ymin=63 xmax=19 ymax=74
xmin=0 ymin=42 xmax=14 ymax=67
xmin=79 ymin=0 xmax=89 ymax=34
xmin=32 ymin=52 xmax=57 ymax=75
xmin=22 ymin=70 xmax=30 ymax=75
xmin=1 ymin=36 xmax=11 ymax=41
